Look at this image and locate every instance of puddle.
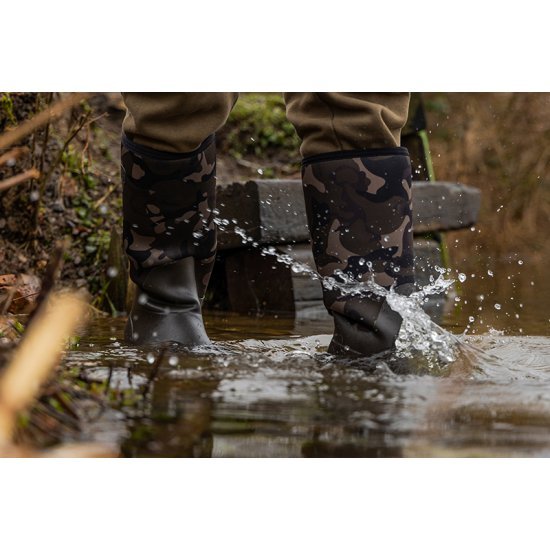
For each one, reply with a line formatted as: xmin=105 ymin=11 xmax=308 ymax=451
xmin=62 ymin=307 xmax=550 ymax=457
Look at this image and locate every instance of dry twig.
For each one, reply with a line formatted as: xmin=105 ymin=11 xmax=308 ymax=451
xmin=0 ymin=168 xmax=40 ymax=192
xmin=26 ymin=240 xmax=67 ymax=325
xmin=0 ymin=93 xmax=91 ymax=151
xmin=0 ymin=146 xmax=29 ymax=167
xmin=0 ymin=292 xmax=86 ymax=443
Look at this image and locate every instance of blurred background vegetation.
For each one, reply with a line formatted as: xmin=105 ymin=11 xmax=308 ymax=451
xmin=2 ymin=92 xmax=550 ymax=307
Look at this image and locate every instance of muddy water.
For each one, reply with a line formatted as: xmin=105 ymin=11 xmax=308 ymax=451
xmin=64 ymin=256 xmax=550 ymax=457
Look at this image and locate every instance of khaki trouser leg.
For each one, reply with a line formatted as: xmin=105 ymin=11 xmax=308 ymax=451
xmin=283 ymin=92 xmax=410 ymax=158
xmin=122 ymin=92 xmax=239 ymax=154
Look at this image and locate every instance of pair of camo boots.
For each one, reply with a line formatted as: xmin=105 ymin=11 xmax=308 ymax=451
xmin=122 ymin=134 xmax=413 ymax=356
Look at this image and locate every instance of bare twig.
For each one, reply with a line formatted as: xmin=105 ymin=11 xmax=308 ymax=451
xmin=26 ymin=240 xmax=67 ymax=325
xmin=40 ymin=112 xmax=105 ymax=191
xmin=0 ymin=93 xmax=91 ymax=151
xmin=0 ymin=146 xmax=29 ymax=167
xmin=141 ymin=346 xmax=167 ymax=398
xmin=32 ymin=112 xmax=105 ymax=232
xmin=38 ymin=442 xmax=119 ymax=458
xmin=0 ymin=168 xmax=40 ymax=192
xmin=38 ymin=92 xmax=53 ymax=183
xmin=0 ymin=292 xmax=87 ymax=443
xmin=0 ymin=285 xmax=17 ymax=316
xmin=93 ymin=184 xmax=115 ymax=209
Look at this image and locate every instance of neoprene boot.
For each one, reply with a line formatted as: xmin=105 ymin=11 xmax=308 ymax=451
xmin=302 ymin=147 xmax=415 ymax=356
xmin=121 ymin=134 xmax=217 ymax=346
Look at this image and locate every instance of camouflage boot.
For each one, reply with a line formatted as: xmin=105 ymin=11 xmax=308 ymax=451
xmin=302 ymin=148 xmax=415 ymax=356
xmin=121 ymin=134 xmax=217 ymax=346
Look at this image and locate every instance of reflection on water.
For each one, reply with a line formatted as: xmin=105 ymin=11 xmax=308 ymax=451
xmin=56 ymin=250 xmax=550 ymax=458
xmin=63 ymin=287 xmax=550 ymax=457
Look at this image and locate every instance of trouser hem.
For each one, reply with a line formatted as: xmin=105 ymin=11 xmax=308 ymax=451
xmin=122 ymin=132 xmax=215 ymax=160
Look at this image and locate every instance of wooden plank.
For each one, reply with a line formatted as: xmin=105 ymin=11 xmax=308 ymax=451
xmin=216 ymin=179 xmax=481 ymax=251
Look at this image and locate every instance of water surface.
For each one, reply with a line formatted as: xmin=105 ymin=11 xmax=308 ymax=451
xmin=64 ymin=259 xmax=550 ymax=457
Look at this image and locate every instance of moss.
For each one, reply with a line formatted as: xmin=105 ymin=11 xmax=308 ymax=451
xmin=0 ymin=93 xmax=17 ymax=127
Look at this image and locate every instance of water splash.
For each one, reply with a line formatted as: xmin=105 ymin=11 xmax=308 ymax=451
xmin=214 ymin=216 xmax=468 ymax=369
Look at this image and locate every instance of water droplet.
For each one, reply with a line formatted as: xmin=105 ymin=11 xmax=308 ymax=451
xmin=487 ymin=270 xmax=493 ymax=277
xmin=468 ymin=316 xmax=475 ymax=323
xmin=518 ymin=260 xmax=524 ymax=265
xmin=146 ymin=353 xmax=155 ymax=364
xmin=107 ymin=266 xmax=118 ymax=278
xmin=168 ymin=356 xmax=179 ymax=366
xmin=458 ymin=273 xmax=467 ymax=283
xmin=494 ymin=303 xmax=501 ymax=310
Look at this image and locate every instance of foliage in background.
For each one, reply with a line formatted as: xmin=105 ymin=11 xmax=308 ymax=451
xmin=0 ymin=93 xmax=122 ymax=303
xmin=424 ymin=92 xmax=550 ymax=265
xmin=217 ymin=93 xmax=301 ymax=178
xmin=219 ymin=93 xmax=300 ymax=158
xmin=3 ymin=92 xmax=550 ymax=301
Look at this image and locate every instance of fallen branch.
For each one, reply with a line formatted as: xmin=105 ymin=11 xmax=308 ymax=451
xmin=0 ymin=93 xmax=91 ymax=151
xmin=0 ymin=168 xmax=40 ymax=192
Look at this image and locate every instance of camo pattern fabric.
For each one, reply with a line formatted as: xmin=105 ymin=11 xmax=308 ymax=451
xmin=121 ymin=134 xmax=217 ymax=299
xmin=302 ymin=149 xmax=414 ymax=326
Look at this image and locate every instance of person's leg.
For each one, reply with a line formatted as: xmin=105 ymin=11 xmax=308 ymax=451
xmin=284 ymin=92 xmax=413 ymax=355
xmin=121 ymin=92 xmax=238 ymax=346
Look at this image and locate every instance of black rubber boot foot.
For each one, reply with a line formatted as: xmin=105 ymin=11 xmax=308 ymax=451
xmin=124 ymin=257 xmax=211 ymax=347
xmin=124 ymin=300 xmax=211 ymax=347
xmin=327 ymin=302 xmax=402 ymax=357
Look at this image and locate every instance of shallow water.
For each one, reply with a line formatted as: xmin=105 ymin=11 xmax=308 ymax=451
xmin=63 ymin=260 xmax=550 ymax=457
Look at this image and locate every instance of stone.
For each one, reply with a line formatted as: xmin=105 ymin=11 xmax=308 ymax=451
xmin=216 ymin=179 xmax=481 ymax=250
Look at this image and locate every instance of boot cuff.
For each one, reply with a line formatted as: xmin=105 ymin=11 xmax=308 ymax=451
xmin=302 ymin=146 xmax=409 ymax=168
